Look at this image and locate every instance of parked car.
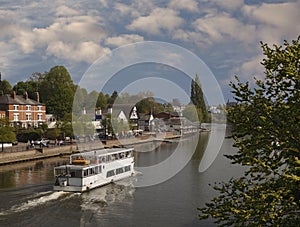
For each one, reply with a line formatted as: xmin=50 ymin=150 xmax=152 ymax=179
xmin=34 ymin=138 xmax=50 ymax=146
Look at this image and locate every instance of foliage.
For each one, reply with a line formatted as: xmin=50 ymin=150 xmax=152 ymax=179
xmin=182 ymin=104 xmax=203 ymax=122
xmin=13 ymin=80 xmax=41 ymax=100
xmin=0 ymin=126 xmax=16 ymax=143
xmin=39 ymin=66 xmax=76 ymax=119
xmin=136 ymin=97 xmax=174 ymax=114
xmin=190 ymin=74 xmax=209 ymax=122
xmin=198 ymin=37 xmax=300 ymax=225
xmin=0 ymin=79 xmax=12 ymax=94
xmin=96 ymin=92 xmax=107 ymax=110
xmin=16 ymin=129 xmax=41 ymax=142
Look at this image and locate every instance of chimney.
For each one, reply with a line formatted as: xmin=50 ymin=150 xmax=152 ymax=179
xmin=35 ymin=92 xmax=40 ymax=103
xmin=24 ymin=92 xmax=28 ymax=100
xmin=11 ymin=91 xmax=16 ymax=99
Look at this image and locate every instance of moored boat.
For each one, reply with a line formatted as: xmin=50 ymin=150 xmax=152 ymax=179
xmin=53 ymin=147 xmax=135 ymax=192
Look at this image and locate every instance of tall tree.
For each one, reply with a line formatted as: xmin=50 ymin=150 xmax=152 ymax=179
xmin=190 ymin=74 xmax=209 ymax=122
xmin=96 ymin=92 xmax=107 ymax=110
xmin=0 ymin=79 xmax=12 ymax=94
xmin=39 ymin=66 xmax=75 ymax=119
xmin=107 ymin=90 xmax=118 ymax=105
xmin=199 ymin=37 xmax=300 ymax=226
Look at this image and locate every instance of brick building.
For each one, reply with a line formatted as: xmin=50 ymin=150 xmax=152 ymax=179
xmin=0 ymin=91 xmax=46 ymax=128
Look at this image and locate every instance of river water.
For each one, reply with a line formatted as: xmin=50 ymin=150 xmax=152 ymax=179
xmin=0 ymin=125 xmax=244 ymax=227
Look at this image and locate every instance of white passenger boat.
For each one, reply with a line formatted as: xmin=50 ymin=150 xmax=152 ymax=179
xmin=53 ymin=147 xmax=135 ymax=192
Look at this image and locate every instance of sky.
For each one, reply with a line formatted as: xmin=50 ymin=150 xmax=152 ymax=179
xmin=0 ymin=0 xmax=299 ymax=104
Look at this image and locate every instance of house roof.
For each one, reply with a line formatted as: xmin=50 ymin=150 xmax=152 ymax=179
xmin=109 ymin=104 xmax=138 ymax=120
xmin=138 ymin=113 xmax=153 ymax=121
xmin=0 ymin=94 xmax=44 ymax=105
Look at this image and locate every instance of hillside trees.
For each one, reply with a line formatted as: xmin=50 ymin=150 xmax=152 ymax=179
xmin=198 ymin=37 xmax=300 ymax=226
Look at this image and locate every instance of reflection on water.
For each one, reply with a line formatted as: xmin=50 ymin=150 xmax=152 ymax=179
xmin=0 ymin=158 xmax=68 ymax=189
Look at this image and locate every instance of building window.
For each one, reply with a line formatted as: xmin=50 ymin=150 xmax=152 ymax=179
xmin=13 ymin=105 xmax=19 ymax=110
xmin=38 ymin=114 xmax=42 ymax=121
xmin=13 ymin=113 xmax=19 ymax=121
xmin=37 ymin=106 xmax=42 ymax=111
xmin=26 ymin=114 xmax=31 ymax=121
xmin=26 ymin=105 xmax=31 ymax=111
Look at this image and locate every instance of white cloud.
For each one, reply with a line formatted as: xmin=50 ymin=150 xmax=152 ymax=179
xmin=12 ymin=14 xmax=109 ymax=63
xmin=204 ymin=0 xmax=244 ymax=11
xmin=172 ymin=29 xmax=207 ymax=47
xmin=242 ymin=2 xmax=300 ymax=44
xmin=168 ymin=0 xmax=199 ymax=12
xmin=46 ymin=41 xmax=111 ymax=63
xmin=114 ymin=0 xmax=155 ymax=18
xmin=192 ymin=12 xmax=256 ymax=44
xmin=105 ymin=34 xmax=144 ymax=47
xmin=127 ymin=8 xmax=184 ymax=35
xmin=55 ymin=5 xmax=80 ymax=16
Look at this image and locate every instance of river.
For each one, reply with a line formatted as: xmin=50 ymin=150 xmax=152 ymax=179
xmin=0 ymin=125 xmax=244 ymax=227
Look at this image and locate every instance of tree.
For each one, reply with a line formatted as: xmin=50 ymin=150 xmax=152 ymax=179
xmin=0 ymin=126 xmax=16 ymax=151
xmin=190 ymin=74 xmax=209 ymax=122
xmin=0 ymin=79 xmax=12 ymax=94
xmin=39 ymin=66 xmax=76 ymax=119
xmin=96 ymin=92 xmax=107 ymax=110
xmin=13 ymin=80 xmax=40 ymax=99
xmin=182 ymin=104 xmax=203 ymax=122
xmin=107 ymin=90 xmax=118 ymax=105
xmin=198 ymin=37 xmax=300 ymax=225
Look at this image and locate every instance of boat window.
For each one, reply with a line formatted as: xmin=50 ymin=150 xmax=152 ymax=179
xmin=88 ymin=168 xmax=94 ymax=175
xmin=97 ymin=166 xmax=102 ymax=173
xmin=124 ymin=165 xmax=131 ymax=172
xmin=83 ymin=170 xmax=88 ymax=177
xmin=106 ymin=170 xmax=115 ymax=177
xmin=55 ymin=168 xmax=66 ymax=176
xmin=99 ymin=156 xmax=106 ymax=163
xmin=116 ymin=167 xmax=124 ymax=174
xmin=70 ymin=170 xmax=83 ymax=178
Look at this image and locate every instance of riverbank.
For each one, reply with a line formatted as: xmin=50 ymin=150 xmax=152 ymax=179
xmin=0 ymin=132 xmax=183 ymax=165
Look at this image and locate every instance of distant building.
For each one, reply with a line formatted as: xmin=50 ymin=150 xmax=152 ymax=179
xmin=0 ymin=91 xmax=46 ymax=128
xmin=107 ymin=104 xmax=139 ymax=129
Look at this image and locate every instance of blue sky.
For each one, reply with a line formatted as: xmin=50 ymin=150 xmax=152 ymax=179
xmin=0 ymin=0 xmax=299 ymax=103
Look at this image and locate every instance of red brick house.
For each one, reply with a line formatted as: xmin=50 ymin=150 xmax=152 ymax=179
xmin=0 ymin=91 xmax=46 ymax=128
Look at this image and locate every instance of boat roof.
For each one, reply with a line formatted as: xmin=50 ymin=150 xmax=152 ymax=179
xmin=72 ymin=147 xmax=134 ymax=158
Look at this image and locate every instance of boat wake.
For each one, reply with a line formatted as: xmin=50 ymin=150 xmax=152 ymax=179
xmin=80 ymin=181 xmax=135 ymax=212
xmin=0 ymin=191 xmax=73 ymax=216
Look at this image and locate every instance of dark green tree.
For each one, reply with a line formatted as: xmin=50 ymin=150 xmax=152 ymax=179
xmin=199 ymin=37 xmax=300 ymax=225
xmin=13 ymin=80 xmax=40 ymax=99
xmin=190 ymin=74 xmax=209 ymax=122
xmin=0 ymin=126 xmax=16 ymax=151
xmin=107 ymin=91 xmax=118 ymax=105
xmin=39 ymin=66 xmax=76 ymax=119
xmin=96 ymin=92 xmax=107 ymax=110
xmin=182 ymin=104 xmax=203 ymax=122
xmin=0 ymin=79 xmax=12 ymax=94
